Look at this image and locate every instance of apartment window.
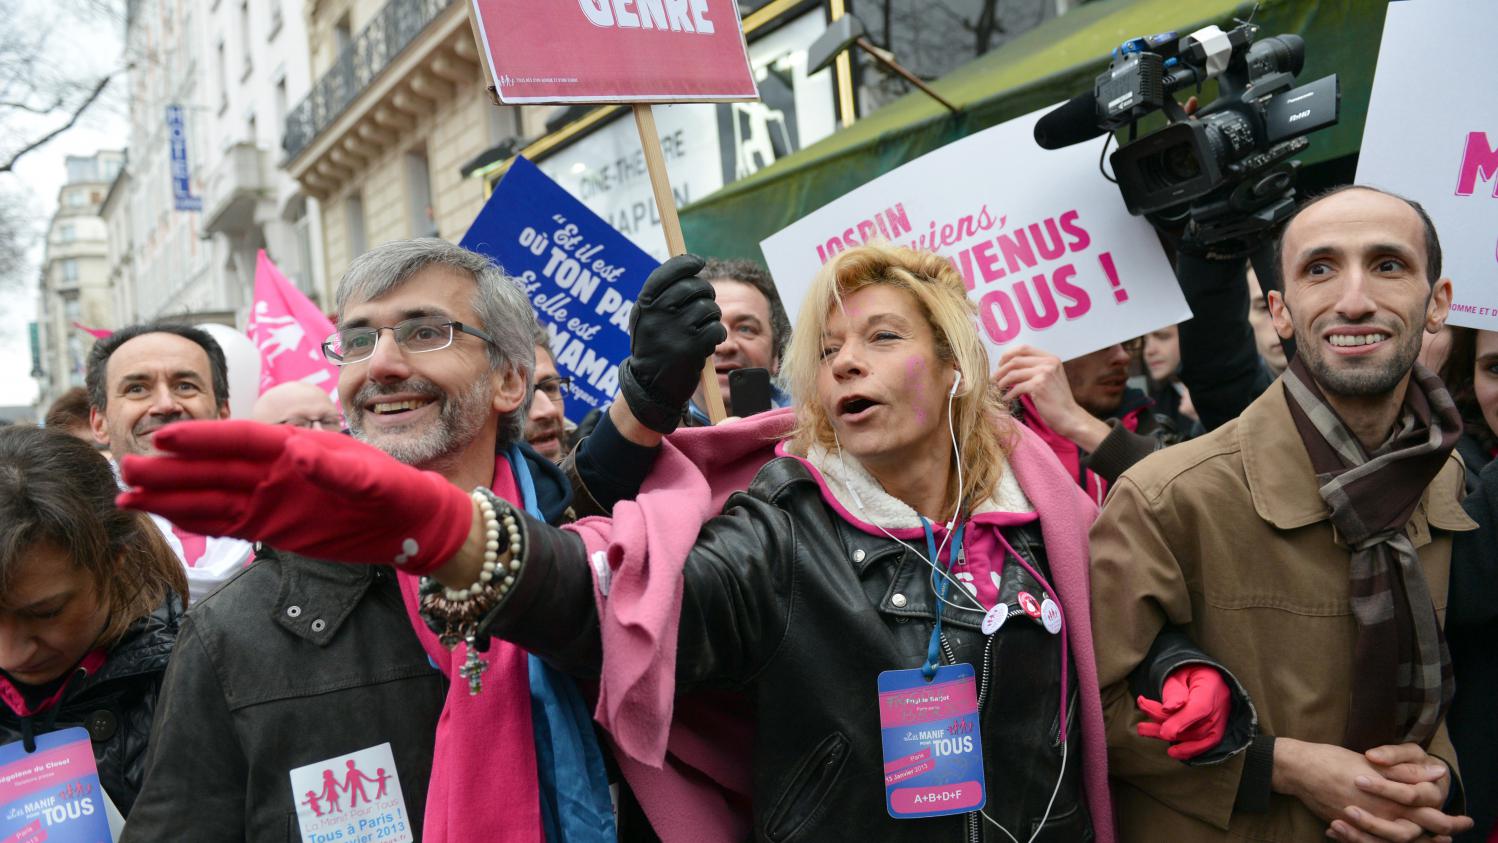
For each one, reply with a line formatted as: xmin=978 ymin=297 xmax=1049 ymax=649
xmin=274 ymin=78 xmax=288 ymax=135
xmin=334 ymin=14 xmax=353 ymax=57
xmin=405 ymin=148 xmax=438 ymax=238
xmin=345 ymin=192 xmax=368 ymax=257
xmin=58 ymin=223 xmax=75 ymax=243
xmin=239 ymin=0 xmax=253 ymax=78
xmin=216 ymin=42 xmax=228 ymax=113
xmin=292 ymin=203 xmax=316 ymax=295
xmin=66 ymin=190 xmax=86 ymax=208
xmin=61 ymin=259 xmax=79 ymax=283
xmin=269 ymin=0 xmax=284 ymax=38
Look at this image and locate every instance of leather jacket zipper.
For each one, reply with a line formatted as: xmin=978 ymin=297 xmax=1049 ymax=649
xmin=939 ymin=630 xmax=994 ymax=843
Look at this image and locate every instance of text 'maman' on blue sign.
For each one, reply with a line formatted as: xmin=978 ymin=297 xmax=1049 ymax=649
xmin=461 ymin=156 xmax=659 ymax=424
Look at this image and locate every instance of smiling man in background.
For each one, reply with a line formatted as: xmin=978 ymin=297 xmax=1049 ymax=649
xmin=686 ymin=258 xmax=791 ymax=422
xmin=85 ymin=323 xmax=250 ymax=603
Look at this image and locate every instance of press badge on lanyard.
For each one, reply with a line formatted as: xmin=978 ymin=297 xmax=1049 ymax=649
xmin=0 ymin=728 xmax=117 ymax=842
xmin=877 ymin=663 xmax=986 ymax=818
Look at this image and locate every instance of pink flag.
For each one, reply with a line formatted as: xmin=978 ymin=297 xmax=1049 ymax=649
xmin=72 ymin=322 xmax=112 ymax=339
xmin=246 ymin=250 xmax=341 ymax=399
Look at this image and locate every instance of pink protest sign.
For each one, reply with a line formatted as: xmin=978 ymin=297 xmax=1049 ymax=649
xmin=246 ymin=250 xmax=340 ymax=401
xmin=469 ymin=0 xmax=757 ymax=104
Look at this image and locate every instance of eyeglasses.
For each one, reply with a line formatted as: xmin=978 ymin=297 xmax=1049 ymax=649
xmin=535 ymin=376 xmax=571 ymax=402
xmin=321 ymin=316 xmax=498 ymax=365
xmin=279 ymin=415 xmax=343 ymax=430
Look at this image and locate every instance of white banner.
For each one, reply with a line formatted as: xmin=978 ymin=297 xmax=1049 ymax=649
xmin=760 ymin=106 xmax=1187 ymax=365
xmin=1356 ymin=0 xmax=1497 ymax=330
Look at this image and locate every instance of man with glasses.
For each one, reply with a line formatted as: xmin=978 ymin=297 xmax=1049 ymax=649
xmin=251 ymin=380 xmax=343 ymax=431
xmin=124 ymin=239 xmax=724 ymax=840
xmin=995 ymin=338 xmax=1181 ymax=502
xmin=525 ymin=323 xmax=570 ymax=461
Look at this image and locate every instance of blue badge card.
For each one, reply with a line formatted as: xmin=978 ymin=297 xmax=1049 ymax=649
xmin=461 ymin=156 xmax=661 ymax=424
xmin=0 ymin=727 xmax=114 ymax=842
xmin=877 ymin=663 xmax=987 ymax=819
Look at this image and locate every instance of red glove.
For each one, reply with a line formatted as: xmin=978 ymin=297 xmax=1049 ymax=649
xmin=1136 ymin=664 xmax=1231 ymax=761
xmin=117 ymin=420 xmax=474 ymax=575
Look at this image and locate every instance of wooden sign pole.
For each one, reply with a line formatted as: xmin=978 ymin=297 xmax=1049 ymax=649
xmin=632 ymin=102 xmax=727 ymax=423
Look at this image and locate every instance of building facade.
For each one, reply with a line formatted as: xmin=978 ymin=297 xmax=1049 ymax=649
xmin=120 ymin=0 xmax=324 ymax=328
xmin=34 ymin=152 xmax=125 ymax=408
xmin=281 ymin=0 xmax=539 ymax=302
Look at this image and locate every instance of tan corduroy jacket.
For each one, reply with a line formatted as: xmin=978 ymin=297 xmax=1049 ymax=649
xmin=1090 ymin=381 xmax=1475 ymax=842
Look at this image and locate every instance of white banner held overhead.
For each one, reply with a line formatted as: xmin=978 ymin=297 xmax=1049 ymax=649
xmin=1356 ymin=0 xmax=1498 ymax=330
xmin=760 ymin=106 xmax=1187 ymax=365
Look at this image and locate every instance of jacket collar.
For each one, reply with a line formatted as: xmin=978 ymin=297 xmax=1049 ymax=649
xmin=1238 ymin=378 xmax=1474 ymax=533
xmin=268 ymin=549 xmax=380 ymax=646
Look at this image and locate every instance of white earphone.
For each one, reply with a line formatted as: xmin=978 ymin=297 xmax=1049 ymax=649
xmin=949 ymin=369 xmax=962 ymax=397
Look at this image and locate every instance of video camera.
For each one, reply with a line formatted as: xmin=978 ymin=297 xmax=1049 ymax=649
xmin=1034 ymin=21 xmax=1340 ymax=245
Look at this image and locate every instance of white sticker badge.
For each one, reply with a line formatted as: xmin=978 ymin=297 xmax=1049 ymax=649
xmin=289 ymin=742 xmax=414 ymax=843
xmin=1040 ymin=598 xmax=1063 ymax=635
xmin=981 ymin=604 xmax=1008 ymax=635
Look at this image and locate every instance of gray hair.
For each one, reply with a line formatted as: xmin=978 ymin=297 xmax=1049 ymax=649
xmin=531 ymin=318 xmax=552 ymax=354
xmin=335 ymin=238 xmax=535 ymax=446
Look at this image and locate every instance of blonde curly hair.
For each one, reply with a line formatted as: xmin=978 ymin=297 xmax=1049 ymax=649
xmin=782 ymin=243 xmax=1015 ymax=513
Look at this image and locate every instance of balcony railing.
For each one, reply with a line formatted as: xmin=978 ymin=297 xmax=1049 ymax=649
xmin=281 ymin=0 xmax=455 ymax=160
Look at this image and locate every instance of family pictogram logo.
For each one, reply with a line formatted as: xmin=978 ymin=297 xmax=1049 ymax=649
xmin=300 ymin=760 xmax=392 ymax=818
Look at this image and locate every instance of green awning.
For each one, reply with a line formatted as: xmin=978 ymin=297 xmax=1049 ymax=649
xmin=680 ymin=0 xmax=1388 ymax=261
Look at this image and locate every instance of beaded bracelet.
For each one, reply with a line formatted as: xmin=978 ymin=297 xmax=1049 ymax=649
xmin=417 ymin=487 xmax=524 ymax=695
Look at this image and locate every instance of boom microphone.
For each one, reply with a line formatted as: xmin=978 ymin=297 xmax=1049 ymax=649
xmin=1033 ymin=92 xmax=1107 ymax=150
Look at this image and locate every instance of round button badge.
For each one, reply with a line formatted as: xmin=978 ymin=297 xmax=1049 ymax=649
xmin=981 ymin=604 xmax=1008 ymax=635
xmin=1040 ymin=598 xmax=1062 ymax=634
xmin=1017 ymin=591 xmax=1041 ymax=619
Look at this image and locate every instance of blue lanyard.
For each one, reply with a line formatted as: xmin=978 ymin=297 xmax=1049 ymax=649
xmin=921 ymin=517 xmax=966 ymax=681
xmin=505 ymin=443 xmax=542 ymax=519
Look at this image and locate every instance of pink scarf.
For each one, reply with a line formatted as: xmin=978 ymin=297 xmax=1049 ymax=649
xmin=396 ymin=455 xmax=543 ymax=843
xmin=566 ymin=409 xmax=1116 ymax=842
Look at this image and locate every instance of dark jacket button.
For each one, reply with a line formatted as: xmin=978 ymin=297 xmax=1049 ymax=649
xmin=88 ymin=709 xmax=118 ymax=742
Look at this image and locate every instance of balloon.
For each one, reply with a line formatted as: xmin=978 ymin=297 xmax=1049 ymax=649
xmin=196 ymin=323 xmax=262 ymax=420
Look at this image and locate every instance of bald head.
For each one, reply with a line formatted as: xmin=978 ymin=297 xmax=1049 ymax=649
xmin=252 ymin=381 xmax=342 ymax=430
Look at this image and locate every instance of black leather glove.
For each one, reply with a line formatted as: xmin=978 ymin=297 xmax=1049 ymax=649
xmin=618 ymin=254 xmax=727 ymax=434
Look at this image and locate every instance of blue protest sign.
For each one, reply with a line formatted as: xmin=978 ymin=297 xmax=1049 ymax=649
xmin=462 ymin=157 xmax=659 ymax=423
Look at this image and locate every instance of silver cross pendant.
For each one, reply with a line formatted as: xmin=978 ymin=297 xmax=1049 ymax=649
xmin=459 ymin=635 xmax=488 ymax=696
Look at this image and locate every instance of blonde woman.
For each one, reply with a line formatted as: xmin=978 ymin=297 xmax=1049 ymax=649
xmin=123 ymin=244 xmax=1117 ymax=842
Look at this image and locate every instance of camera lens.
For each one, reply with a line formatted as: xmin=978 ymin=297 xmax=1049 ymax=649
xmin=1138 ymin=139 xmax=1200 ymax=191
xmin=1247 ymin=34 xmax=1304 ymax=78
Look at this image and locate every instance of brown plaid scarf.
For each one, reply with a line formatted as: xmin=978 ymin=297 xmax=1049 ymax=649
xmin=1282 ymin=355 xmax=1460 ymax=751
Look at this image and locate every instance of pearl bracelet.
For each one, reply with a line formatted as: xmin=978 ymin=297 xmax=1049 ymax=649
xmin=417 ymin=487 xmax=524 ymax=695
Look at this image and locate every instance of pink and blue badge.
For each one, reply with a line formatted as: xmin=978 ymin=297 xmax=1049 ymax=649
xmin=0 ymin=728 xmax=115 ymax=842
xmin=877 ymin=663 xmax=987 ymax=819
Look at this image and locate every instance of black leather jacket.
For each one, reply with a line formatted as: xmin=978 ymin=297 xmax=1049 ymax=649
xmin=489 ymin=457 xmax=1094 ymax=843
xmin=0 ymin=596 xmax=181 ymax=817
